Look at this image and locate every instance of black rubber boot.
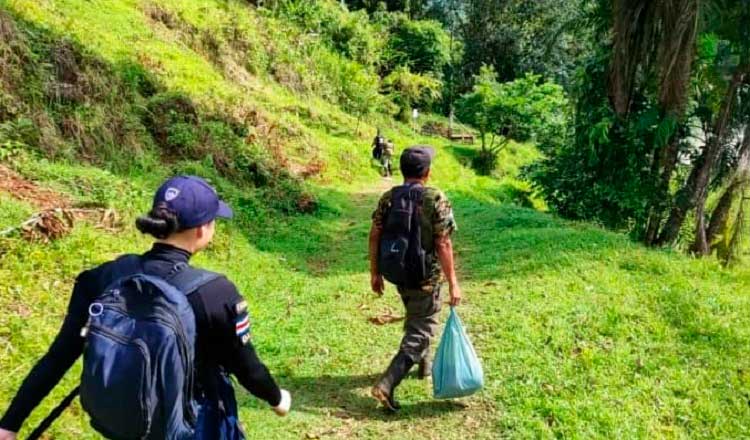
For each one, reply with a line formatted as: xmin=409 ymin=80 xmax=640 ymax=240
xmin=417 ymin=354 xmax=432 ymax=379
xmin=372 ymin=352 xmax=415 ymax=412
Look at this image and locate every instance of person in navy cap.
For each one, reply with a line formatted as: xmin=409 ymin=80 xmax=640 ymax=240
xmin=369 ymin=146 xmax=461 ymax=412
xmin=0 ymin=176 xmax=291 ymax=440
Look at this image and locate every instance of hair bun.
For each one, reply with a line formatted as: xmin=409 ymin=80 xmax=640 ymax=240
xmin=135 ymin=202 xmax=180 ymax=239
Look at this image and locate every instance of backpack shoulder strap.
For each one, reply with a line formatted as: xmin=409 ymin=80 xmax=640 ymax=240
xmin=398 ymin=182 xmax=425 ymax=203
xmin=166 ymin=263 xmax=222 ymax=296
xmin=411 ymin=183 xmax=425 ymax=202
xmin=387 ymin=184 xmax=425 ymax=208
xmin=26 ymin=386 xmax=81 ymax=440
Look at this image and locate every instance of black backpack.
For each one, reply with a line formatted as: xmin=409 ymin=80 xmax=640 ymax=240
xmin=372 ymin=136 xmax=385 ymax=159
xmin=378 ymin=183 xmax=432 ymax=288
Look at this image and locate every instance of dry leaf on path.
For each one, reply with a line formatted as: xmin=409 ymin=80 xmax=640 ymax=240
xmin=368 ymin=309 xmax=404 ymax=325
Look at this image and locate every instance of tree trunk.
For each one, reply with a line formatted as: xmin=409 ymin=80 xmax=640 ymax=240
xmin=644 ymin=138 xmax=681 ymax=245
xmin=691 ymin=189 xmax=710 ymax=254
xmin=609 ymin=0 xmax=653 ymax=116
xmin=656 ymin=69 xmax=747 ymax=246
xmin=628 ymin=0 xmax=699 ymax=245
xmin=705 ymin=124 xmax=750 ymax=248
xmin=705 ymin=180 xmax=744 ymax=248
xmin=722 ymin=188 xmax=748 ymax=267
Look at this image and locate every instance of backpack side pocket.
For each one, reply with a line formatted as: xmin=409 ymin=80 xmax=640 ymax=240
xmin=81 ymin=324 xmax=154 ymax=439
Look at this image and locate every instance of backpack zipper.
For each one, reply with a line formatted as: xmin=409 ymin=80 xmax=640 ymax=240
xmin=156 ymin=306 xmax=197 ymax=426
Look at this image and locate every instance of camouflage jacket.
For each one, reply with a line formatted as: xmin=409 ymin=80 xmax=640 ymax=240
xmin=372 ymin=186 xmax=457 ymax=291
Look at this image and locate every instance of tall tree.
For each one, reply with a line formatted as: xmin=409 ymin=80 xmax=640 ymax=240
xmin=705 ymin=124 xmax=750 ymax=249
xmin=658 ymin=0 xmax=750 ymax=247
xmin=605 ymin=0 xmax=701 ymax=245
xmin=529 ymin=0 xmax=750 ymax=259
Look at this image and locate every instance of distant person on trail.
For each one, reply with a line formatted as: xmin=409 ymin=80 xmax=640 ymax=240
xmin=372 ymin=128 xmax=386 ymax=161
xmin=382 ymin=140 xmax=395 ymax=177
xmin=368 ymin=146 xmax=462 ymax=412
xmin=371 ymin=129 xmax=394 ymax=177
xmin=0 ymin=176 xmax=291 ymax=440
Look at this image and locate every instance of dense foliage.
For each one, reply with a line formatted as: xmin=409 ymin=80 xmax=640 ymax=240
xmin=524 ymin=0 xmax=750 ymax=263
xmin=326 ymin=0 xmax=750 ymax=262
xmin=383 ymin=15 xmax=450 ymax=76
xmin=456 ymin=66 xmax=566 ymax=174
xmin=382 ymin=66 xmax=442 ymax=121
xmin=2 ymin=0 xmax=748 ymax=261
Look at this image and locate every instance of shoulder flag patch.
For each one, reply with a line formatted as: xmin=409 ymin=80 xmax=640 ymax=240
xmin=235 ymin=312 xmax=251 ymax=344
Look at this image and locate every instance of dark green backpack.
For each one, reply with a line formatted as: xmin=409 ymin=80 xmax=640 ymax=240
xmin=378 ymin=183 xmax=432 ymax=288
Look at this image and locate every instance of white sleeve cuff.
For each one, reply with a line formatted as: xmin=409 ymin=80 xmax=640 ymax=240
xmin=273 ymin=389 xmax=291 ymax=414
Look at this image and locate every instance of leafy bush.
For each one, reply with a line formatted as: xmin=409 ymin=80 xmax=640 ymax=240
xmin=118 ymin=62 xmax=159 ymax=97
xmin=143 ymin=92 xmax=200 ymax=156
xmin=336 ymin=59 xmax=384 ymax=119
xmin=272 ymin=0 xmax=329 ymax=29
xmin=323 ymin=9 xmax=385 ymax=69
xmin=265 ymin=1 xmax=456 ymax=120
xmin=269 ymin=0 xmax=386 ymax=70
xmin=314 ymin=48 xmax=383 ymax=116
xmin=456 ymin=66 xmax=567 ymax=174
xmin=0 ymin=118 xmax=39 ymax=148
xmin=524 ymin=57 xmax=675 ymax=233
xmin=493 ymin=73 xmax=567 ymax=142
xmin=472 ymin=149 xmax=497 ymax=175
xmin=382 ymin=65 xmax=442 ymax=121
xmin=262 ymin=2 xmax=385 ymax=118
xmin=455 ymin=66 xmax=499 ymax=154
xmin=384 ymin=15 xmax=450 ymax=76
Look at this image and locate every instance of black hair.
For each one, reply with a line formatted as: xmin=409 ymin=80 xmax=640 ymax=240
xmin=135 ymin=202 xmax=180 ymax=239
xmin=400 ymin=164 xmax=430 ymax=179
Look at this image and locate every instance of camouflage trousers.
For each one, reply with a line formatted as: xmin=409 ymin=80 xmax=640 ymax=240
xmin=396 ymin=283 xmax=443 ymax=362
xmin=380 ymin=155 xmax=392 ymax=176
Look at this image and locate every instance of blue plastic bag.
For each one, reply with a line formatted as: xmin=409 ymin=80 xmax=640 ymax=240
xmin=432 ymin=307 xmax=484 ymax=399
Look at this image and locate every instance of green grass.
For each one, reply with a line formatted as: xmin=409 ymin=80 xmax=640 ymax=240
xmin=1 ymin=0 xmax=750 ymax=438
xmin=2 ymin=140 xmax=750 ymax=439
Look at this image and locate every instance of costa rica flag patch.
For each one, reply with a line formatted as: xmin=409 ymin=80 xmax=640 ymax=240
xmin=235 ymin=313 xmax=251 ymax=344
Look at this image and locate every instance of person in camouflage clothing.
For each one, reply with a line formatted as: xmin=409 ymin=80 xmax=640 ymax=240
xmin=368 ymin=146 xmax=462 ymax=412
xmin=381 ymin=140 xmax=395 ymax=177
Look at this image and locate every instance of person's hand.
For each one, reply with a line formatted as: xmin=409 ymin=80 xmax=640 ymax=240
xmin=449 ymin=282 xmax=462 ymax=307
xmin=0 ymin=428 xmax=17 ymax=440
xmin=272 ymin=389 xmax=292 ymax=416
xmin=371 ymin=274 xmax=384 ymax=296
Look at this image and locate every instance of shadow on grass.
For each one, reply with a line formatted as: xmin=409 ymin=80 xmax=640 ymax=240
xmin=435 ymin=193 xmax=630 ymax=281
xmin=243 ymin=185 xmax=375 ymax=278
xmin=445 ymin=144 xmax=478 ymax=169
xmin=268 ymin=373 xmax=465 ymax=421
xmin=243 ymin=185 xmax=632 ymax=281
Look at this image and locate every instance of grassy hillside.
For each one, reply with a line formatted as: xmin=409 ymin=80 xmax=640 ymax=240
xmin=1 ymin=1 xmax=750 ymax=439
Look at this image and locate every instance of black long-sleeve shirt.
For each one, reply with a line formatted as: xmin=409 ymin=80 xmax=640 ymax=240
xmin=0 ymin=243 xmax=281 ymax=432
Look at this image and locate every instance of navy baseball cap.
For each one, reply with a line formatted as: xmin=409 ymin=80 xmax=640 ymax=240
xmin=153 ymin=176 xmax=233 ymax=229
xmin=400 ymin=145 xmax=436 ymax=177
